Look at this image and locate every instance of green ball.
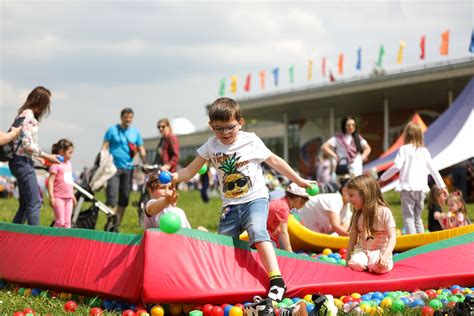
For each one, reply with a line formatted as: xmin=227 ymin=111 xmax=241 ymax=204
xmin=429 ymin=299 xmax=443 ymax=310
xmin=337 ymin=259 xmax=346 ymax=265
xmin=282 ymin=298 xmax=294 ymax=306
xmin=159 ymin=212 xmax=182 ymax=234
xmin=198 ymin=164 xmax=208 ymax=175
xmin=306 ymin=184 xmax=319 ymax=196
xmin=391 ymin=299 xmax=405 ymax=313
xmin=277 ymin=302 xmax=288 ymax=309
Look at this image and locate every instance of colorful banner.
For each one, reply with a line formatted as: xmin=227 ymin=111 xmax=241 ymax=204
xmin=244 ymin=74 xmax=251 ymax=92
xmin=218 ymin=79 xmax=225 ymax=96
xmin=272 ymin=67 xmax=279 ymax=86
xmin=440 ymin=30 xmax=450 ymax=56
xmin=377 ymin=45 xmax=385 ymax=68
xmin=470 ymin=30 xmax=474 ymax=53
xmin=356 ymin=48 xmax=362 ymax=70
xmin=321 ymin=57 xmax=327 ymax=77
xmin=259 ymin=71 xmax=266 ymax=90
xmin=308 ymin=60 xmax=313 ymax=81
xmin=289 ymin=65 xmax=294 ymax=84
xmin=420 ymin=35 xmax=426 ymax=60
xmin=230 ymin=75 xmax=237 ymax=94
xmin=397 ymin=40 xmax=406 ymax=64
xmin=329 ymin=70 xmax=335 ymax=82
xmin=338 ymin=53 xmax=344 ymax=75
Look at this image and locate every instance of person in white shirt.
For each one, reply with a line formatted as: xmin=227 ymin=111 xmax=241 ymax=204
xmin=380 ymin=122 xmax=448 ymax=234
xmin=321 ymin=116 xmax=371 ymax=177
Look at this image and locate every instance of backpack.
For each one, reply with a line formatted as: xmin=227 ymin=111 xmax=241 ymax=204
xmin=0 ymin=141 xmax=18 ymax=162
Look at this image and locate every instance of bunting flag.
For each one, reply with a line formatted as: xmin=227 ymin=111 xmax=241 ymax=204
xmin=244 ymin=74 xmax=251 ymax=92
xmin=420 ymin=35 xmax=426 ymax=60
xmin=289 ymin=65 xmax=294 ymax=84
xmin=272 ymin=67 xmax=279 ymax=86
xmin=356 ymin=48 xmax=362 ymax=70
xmin=218 ymin=79 xmax=225 ymax=96
xmin=259 ymin=71 xmax=266 ymax=90
xmin=377 ymin=45 xmax=385 ymax=68
xmin=329 ymin=70 xmax=335 ymax=82
xmin=338 ymin=53 xmax=344 ymax=75
xmin=230 ymin=75 xmax=238 ymax=94
xmin=322 ymin=57 xmax=327 ymax=77
xmin=440 ymin=30 xmax=450 ymax=56
xmin=469 ymin=30 xmax=474 ymax=53
xmin=308 ymin=60 xmax=313 ymax=81
xmin=397 ymin=40 xmax=406 ymax=64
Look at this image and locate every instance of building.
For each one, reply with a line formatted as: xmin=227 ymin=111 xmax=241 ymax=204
xmin=144 ymin=57 xmax=474 ymax=178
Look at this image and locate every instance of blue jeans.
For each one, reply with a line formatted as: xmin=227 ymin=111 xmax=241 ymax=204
xmin=218 ymin=198 xmax=270 ymax=246
xmin=106 ymin=168 xmax=133 ymax=207
xmin=9 ymin=155 xmax=41 ymax=225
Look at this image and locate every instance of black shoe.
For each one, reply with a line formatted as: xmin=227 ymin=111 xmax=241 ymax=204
xmin=244 ymin=296 xmax=275 ymax=316
xmin=279 ymin=301 xmax=308 ymax=316
xmin=268 ymin=277 xmax=286 ymax=302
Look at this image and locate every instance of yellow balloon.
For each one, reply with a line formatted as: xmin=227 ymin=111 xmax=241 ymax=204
xmin=229 ymin=306 xmax=243 ymax=316
xmin=151 ymin=305 xmax=165 ymax=316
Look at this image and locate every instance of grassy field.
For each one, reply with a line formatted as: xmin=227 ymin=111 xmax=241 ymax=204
xmin=0 ymin=189 xmax=473 ymax=315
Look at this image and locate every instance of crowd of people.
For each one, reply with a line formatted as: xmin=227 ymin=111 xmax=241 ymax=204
xmin=1 ymin=88 xmax=472 ymax=302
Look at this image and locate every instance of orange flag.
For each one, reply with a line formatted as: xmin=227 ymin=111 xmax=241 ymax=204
xmin=230 ymin=75 xmax=238 ymax=94
xmin=244 ymin=74 xmax=251 ymax=92
xmin=259 ymin=71 xmax=266 ymax=90
xmin=440 ymin=30 xmax=450 ymax=56
xmin=338 ymin=53 xmax=344 ymax=75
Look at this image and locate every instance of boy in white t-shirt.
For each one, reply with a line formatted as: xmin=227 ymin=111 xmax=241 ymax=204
xmin=171 ymin=97 xmax=315 ymax=302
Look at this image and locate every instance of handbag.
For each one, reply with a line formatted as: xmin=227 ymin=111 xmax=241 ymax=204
xmin=335 ymin=158 xmax=350 ymax=175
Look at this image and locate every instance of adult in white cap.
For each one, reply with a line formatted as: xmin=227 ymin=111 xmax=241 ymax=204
xmin=267 ymin=183 xmax=310 ymax=252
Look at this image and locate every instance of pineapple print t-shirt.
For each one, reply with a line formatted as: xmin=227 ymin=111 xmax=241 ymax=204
xmin=197 ymin=132 xmax=272 ymax=207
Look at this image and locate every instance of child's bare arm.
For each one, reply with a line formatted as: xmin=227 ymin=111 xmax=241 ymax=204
xmin=379 ymin=227 xmax=396 ymax=267
xmin=265 ymin=153 xmax=315 ymax=188
xmin=146 ymin=197 xmax=171 ymax=217
xmin=173 ymin=156 xmax=207 ymax=183
xmin=279 ymin=222 xmax=292 ymax=252
xmin=346 ymin=229 xmax=358 ymax=263
xmin=47 ymin=174 xmax=56 ymax=208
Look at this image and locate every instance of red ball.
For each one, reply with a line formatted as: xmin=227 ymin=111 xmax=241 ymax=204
xmin=122 ymin=310 xmax=136 ymax=316
xmin=452 ymin=289 xmax=461 ymax=295
xmin=64 ymin=301 xmax=78 ymax=313
xmin=136 ymin=309 xmax=148 ymax=316
xmin=421 ymin=306 xmax=435 ymax=316
xmin=13 ymin=312 xmax=25 ymax=316
xmin=234 ymin=304 xmax=244 ymax=310
xmin=23 ymin=308 xmax=35 ymax=315
xmin=274 ymin=309 xmax=280 ymax=316
xmin=202 ymin=304 xmax=214 ymax=316
xmin=89 ymin=307 xmax=103 ymax=316
xmin=342 ymin=296 xmax=354 ymax=304
xmin=211 ymin=306 xmax=224 ymax=316
xmin=339 ymin=248 xmax=348 ymax=255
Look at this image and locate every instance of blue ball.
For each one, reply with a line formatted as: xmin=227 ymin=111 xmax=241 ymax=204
xmin=306 ymin=303 xmax=315 ymax=313
xmin=224 ymin=305 xmax=233 ymax=316
xmin=372 ymin=292 xmax=385 ymax=300
xmin=361 ymin=294 xmax=372 ymax=301
xmin=31 ymin=288 xmax=41 ymax=296
xmin=159 ymin=171 xmax=173 ymax=184
xmin=0 ymin=279 xmax=6 ymax=289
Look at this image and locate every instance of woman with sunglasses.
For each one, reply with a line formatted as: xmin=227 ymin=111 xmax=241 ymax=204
xmin=154 ymin=118 xmax=180 ymax=172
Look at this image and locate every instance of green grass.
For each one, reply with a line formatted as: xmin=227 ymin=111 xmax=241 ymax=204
xmin=0 ymin=190 xmax=473 ymax=315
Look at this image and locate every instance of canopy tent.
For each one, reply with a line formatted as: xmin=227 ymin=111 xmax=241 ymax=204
xmin=364 ymin=77 xmax=474 ymax=178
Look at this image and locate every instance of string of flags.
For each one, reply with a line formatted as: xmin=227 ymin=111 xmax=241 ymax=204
xmin=219 ymin=29 xmax=474 ymax=96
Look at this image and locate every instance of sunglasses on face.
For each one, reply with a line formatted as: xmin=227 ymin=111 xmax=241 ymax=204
xmin=211 ymin=124 xmax=237 ymax=133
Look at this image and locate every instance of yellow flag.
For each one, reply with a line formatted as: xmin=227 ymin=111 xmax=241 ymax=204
xmin=230 ymin=75 xmax=238 ymax=94
xmin=308 ymin=59 xmax=313 ymax=81
xmin=397 ymin=40 xmax=406 ymax=64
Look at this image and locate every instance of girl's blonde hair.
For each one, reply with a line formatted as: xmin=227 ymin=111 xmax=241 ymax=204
xmin=347 ymin=174 xmax=389 ymax=237
xmin=403 ymin=122 xmax=424 ymax=147
xmin=447 ymin=191 xmax=467 ymax=216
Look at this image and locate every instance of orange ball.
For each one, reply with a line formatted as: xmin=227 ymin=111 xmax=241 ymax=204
xmin=150 ymin=305 xmax=165 ymax=316
xmin=229 ymin=306 xmax=243 ymax=316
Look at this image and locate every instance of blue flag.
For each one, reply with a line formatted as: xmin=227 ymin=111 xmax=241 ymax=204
xmin=470 ymin=29 xmax=474 ymax=53
xmin=272 ymin=67 xmax=279 ymax=86
xmin=356 ymin=47 xmax=362 ymax=70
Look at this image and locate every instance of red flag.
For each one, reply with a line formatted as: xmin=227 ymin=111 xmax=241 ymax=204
xmin=338 ymin=53 xmax=344 ymax=75
xmin=329 ymin=70 xmax=335 ymax=82
xmin=259 ymin=71 xmax=266 ymax=90
xmin=322 ymin=57 xmax=327 ymax=77
xmin=420 ymin=35 xmax=426 ymax=60
xmin=244 ymin=74 xmax=251 ymax=92
xmin=440 ymin=30 xmax=450 ymax=56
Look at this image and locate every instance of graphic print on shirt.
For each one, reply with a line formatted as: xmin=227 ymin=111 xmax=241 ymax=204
xmin=217 ymin=152 xmax=252 ymax=199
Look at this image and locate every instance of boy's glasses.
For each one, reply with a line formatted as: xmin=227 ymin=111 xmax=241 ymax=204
xmin=211 ymin=124 xmax=237 ymax=133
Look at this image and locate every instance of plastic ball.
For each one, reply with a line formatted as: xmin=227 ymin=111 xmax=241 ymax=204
xmin=0 ymin=279 xmax=6 ymax=289
xmin=303 ymin=294 xmax=313 ymax=303
xmin=211 ymin=306 xmax=224 ymax=316
xmin=13 ymin=312 xmax=25 ymax=316
xmin=189 ymin=310 xmax=204 ymax=316
xmin=158 ymin=171 xmax=173 ymax=184
xmin=22 ymin=308 xmax=35 ymax=315
xmin=198 ymin=165 xmax=208 ymax=175
xmin=169 ymin=304 xmax=183 ymax=315
xmin=429 ymin=299 xmax=443 ymax=310
xmin=322 ymin=248 xmax=332 ymax=255
xmin=58 ymin=155 xmax=65 ymax=162
xmin=31 ymin=288 xmax=41 ymax=296
xmin=391 ymin=299 xmax=405 ymax=313
xmin=150 ymin=305 xmax=165 ymax=316
xmin=281 ymin=298 xmax=293 ymax=306
xmin=337 ymin=259 xmax=347 ymax=265
xmin=351 ymin=293 xmax=361 ymax=299
xmin=137 ymin=310 xmax=150 ymax=316
xmin=223 ymin=305 xmax=233 ymax=316
xmin=89 ymin=307 xmax=103 ymax=316
xmin=159 ymin=212 xmax=182 ymax=233
xmin=306 ymin=184 xmax=319 ymax=196
xmin=381 ymin=297 xmax=392 ymax=309
xmin=421 ymin=306 xmax=435 ymax=316
xmin=202 ymin=304 xmax=214 ymax=316
xmin=228 ymin=307 xmax=243 ymax=316
xmin=122 ymin=310 xmax=136 ymax=316
xmin=64 ymin=301 xmax=78 ymax=313
xmin=305 ymin=303 xmax=314 ymax=313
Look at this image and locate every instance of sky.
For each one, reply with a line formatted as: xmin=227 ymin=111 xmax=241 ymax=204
xmin=1 ymin=0 xmax=473 ymax=171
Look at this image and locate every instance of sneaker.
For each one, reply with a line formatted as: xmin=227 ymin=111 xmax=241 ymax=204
xmin=279 ymin=301 xmax=308 ymax=316
xmin=244 ymin=296 xmax=275 ymax=316
xmin=310 ymin=294 xmax=338 ymax=316
xmin=267 ymin=277 xmax=286 ymax=302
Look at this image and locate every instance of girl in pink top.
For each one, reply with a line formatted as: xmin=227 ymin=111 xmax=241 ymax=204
xmin=346 ymin=174 xmax=397 ymax=274
xmin=47 ymin=139 xmax=76 ymax=228
xmin=443 ymin=191 xmax=470 ymax=229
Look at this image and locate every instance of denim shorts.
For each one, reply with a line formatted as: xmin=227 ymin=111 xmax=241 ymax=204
xmin=218 ymin=198 xmax=270 ymax=246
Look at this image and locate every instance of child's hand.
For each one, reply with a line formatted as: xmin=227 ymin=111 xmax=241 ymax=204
xmin=378 ymin=253 xmax=390 ymax=268
xmin=165 ymin=187 xmax=179 ymax=206
xmin=171 ymin=172 xmax=179 ymax=184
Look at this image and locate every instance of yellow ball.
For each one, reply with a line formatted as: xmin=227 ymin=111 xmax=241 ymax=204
xmin=334 ymin=298 xmax=343 ymax=309
xmin=436 ymin=289 xmax=443 ymax=294
xmin=381 ymin=297 xmax=392 ymax=309
xmin=169 ymin=304 xmax=182 ymax=315
xmin=351 ymin=293 xmax=361 ymax=299
xmin=303 ymin=294 xmax=313 ymax=303
xmin=462 ymin=288 xmax=472 ymax=294
xmin=322 ymin=248 xmax=332 ymax=255
xmin=360 ymin=302 xmax=371 ymax=313
xmin=151 ymin=305 xmax=165 ymax=316
xmin=229 ymin=306 xmax=243 ymax=316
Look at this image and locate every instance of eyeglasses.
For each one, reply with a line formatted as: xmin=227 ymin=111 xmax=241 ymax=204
xmin=211 ymin=124 xmax=237 ymax=133
xmin=158 ymin=125 xmax=167 ymax=129
xmin=225 ymin=178 xmax=248 ymax=190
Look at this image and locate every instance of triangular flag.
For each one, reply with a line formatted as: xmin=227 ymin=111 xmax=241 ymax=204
xmin=230 ymin=75 xmax=238 ymax=94
xmin=244 ymin=74 xmax=251 ymax=92
xmin=338 ymin=53 xmax=344 ymax=75
xmin=420 ymin=35 xmax=426 ymax=60
xmin=308 ymin=59 xmax=313 ymax=81
xmin=218 ymin=78 xmax=225 ymax=96
xmin=397 ymin=40 xmax=406 ymax=64
xmin=289 ymin=65 xmax=294 ymax=84
xmin=440 ymin=30 xmax=450 ymax=56
xmin=329 ymin=70 xmax=335 ymax=82
xmin=469 ymin=30 xmax=474 ymax=53
xmin=356 ymin=48 xmax=362 ymax=70
xmin=259 ymin=71 xmax=266 ymax=90
xmin=272 ymin=67 xmax=279 ymax=86
xmin=377 ymin=45 xmax=385 ymax=68
xmin=322 ymin=57 xmax=327 ymax=77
